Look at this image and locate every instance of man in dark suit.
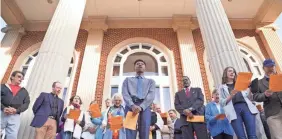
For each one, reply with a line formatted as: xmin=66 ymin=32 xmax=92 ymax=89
xmin=253 ymin=59 xmax=282 ymax=139
xmin=174 ymin=76 xmax=208 ymax=139
xmin=30 ymin=81 xmax=64 ymax=139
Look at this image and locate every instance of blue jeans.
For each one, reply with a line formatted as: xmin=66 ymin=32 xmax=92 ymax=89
xmin=231 ymin=103 xmax=257 ymax=139
xmin=63 ymin=131 xmax=72 ymax=139
xmin=1 ymin=111 xmax=20 ymax=139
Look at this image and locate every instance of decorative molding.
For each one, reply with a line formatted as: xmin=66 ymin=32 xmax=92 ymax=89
xmin=253 ymin=0 xmax=282 ymax=24
xmin=172 ymin=15 xmax=198 ymax=31
xmin=1 ymin=25 xmax=26 ymax=35
xmin=82 ymin=16 xmax=109 ymax=31
xmin=1 ymin=0 xmax=26 ymax=25
xmin=256 ymin=24 xmax=279 ymax=33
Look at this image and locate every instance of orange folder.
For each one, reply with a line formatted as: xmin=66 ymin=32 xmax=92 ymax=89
xmin=67 ymin=109 xmax=81 ymax=120
xmin=89 ymin=104 xmax=102 ymax=118
xmin=269 ymin=74 xmax=282 ymax=92
xmin=187 ymin=115 xmax=205 ymax=123
xmin=110 ymin=116 xmax=123 ymax=130
xmin=234 ymin=72 xmax=253 ymax=91
xmin=215 ymin=114 xmax=226 ymax=120
xmin=123 ymin=112 xmax=139 ymax=130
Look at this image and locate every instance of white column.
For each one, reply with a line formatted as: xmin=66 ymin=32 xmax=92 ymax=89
xmin=0 ymin=25 xmax=25 ymax=82
xmin=195 ymin=0 xmax=247 ymax=86
xmin=76 ymin=28 xmax=105 ymax=111
xmin=172 ymin=15 xmax=208 ymax=100
xmin=257 ymin=25 xmax=282 ymax=73
xmin=17 ymin=0 xmax=86 ymax=138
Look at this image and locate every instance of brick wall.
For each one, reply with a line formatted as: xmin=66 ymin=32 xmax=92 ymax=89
xmin=94 ymin=28 xmax=184 ymax=106
xmin=1 ymin=30 xmax=88 ymax=94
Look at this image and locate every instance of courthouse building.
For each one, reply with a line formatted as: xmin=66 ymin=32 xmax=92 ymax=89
xmin=1 ymin=0 xmax=282 ymax=138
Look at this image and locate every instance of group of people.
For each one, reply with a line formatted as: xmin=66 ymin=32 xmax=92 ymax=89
xmin=1 ymin=58 xmax=282 ymax=139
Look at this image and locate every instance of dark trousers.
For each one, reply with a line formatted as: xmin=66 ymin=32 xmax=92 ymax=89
xmin=180 ymin=123 xmax=208 ymax=139
xmin=124 ymin=105 xmax=151 ymax=139
xmin=231 ymin=103 xmax=257 ymax=139
xmin=213 ymin=133 xmax=233 ymax=139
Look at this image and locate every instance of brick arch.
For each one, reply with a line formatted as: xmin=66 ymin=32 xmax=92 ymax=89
xmin=94 ymin=28 xmax=183 ymax=106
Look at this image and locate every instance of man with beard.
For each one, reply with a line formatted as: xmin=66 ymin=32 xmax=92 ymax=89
xmin=174 ymin=76 xmax=208 ymax=139
xmin=253 ymin=59 xmax=282 ymax=139
xmin=122 ymin=59 xmax=156 ymax=139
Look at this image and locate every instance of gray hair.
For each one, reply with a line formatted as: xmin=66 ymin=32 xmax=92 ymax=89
xmin=111 ymin=93 xmax=123 ymax=104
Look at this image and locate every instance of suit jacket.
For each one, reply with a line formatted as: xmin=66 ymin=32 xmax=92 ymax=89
xmin=173 ymin=119 xmax=182 ymax=139
xmin=253 ymin=77 xmax=282 ymax=118
xmin=174 ymin=87 xmax=205 ymax=127
xmin=30 ymin=92 xmax=64 ymax=132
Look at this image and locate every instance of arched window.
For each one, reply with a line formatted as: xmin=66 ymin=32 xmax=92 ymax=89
xmin=204 ymin=44 xmax=264 ymax=91
xmin=110 ymin=43 xmax=171 ymax=111
xmin=20 ymin=51 xmax=75 ymax=102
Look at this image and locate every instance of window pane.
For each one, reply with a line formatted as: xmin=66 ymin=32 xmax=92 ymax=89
xmin=161 ymin=66 xmax=168 ymax=76
xmin=255 ymin=66 xmax=262 ymax=75
xmin=142 ymin=45 xmax=151 ymax=50
xmin=62 ymin=88 xmax=68 ymax=102
xmin=67 ymin=67 xmax=72 ymax=77
xmin=25 ymin=57 xmax=33 ymax=64
xmin=120 ymin=48 xmax=129 ymax=54
xmin=113 ymin=66 xmax=120 ymax=76
xmin=22 ymin=67 xmax=28 ymax=75
xmin=111 ymin=87 xmax=119 ymax=97
xmin=249 ymin=56 xmax=256 ymax=63
xmin=33 ymin=52 xmax=38 ymax=57
xmin=154 ymin=87 xmax=160 ymax=105
xmin=240 ymin=49 xmax=248 ymax=55
xmin=130 ymin=45 xmax=139 ymax=50
xmin=114 ymin=56 xmax=122 ymax=62
xmin=160 ymin=56 xmax=166 ymax=62
xmin=153 ymin=49 xmax=160 ymax=54
xmin=243 ymin=58 xmax=251 ymax=72
xmin=163 ymin=87 xmax=171 ymax=111
xmin=70 ymin=58 xmax=74 ymax=64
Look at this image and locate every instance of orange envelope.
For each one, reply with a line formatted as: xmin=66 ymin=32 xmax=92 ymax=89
xmin=149 ymin=131 xmax=153 ymax=139
xmin=123 ymin=112 xmax=139 ymax=130
xmin=67 ymin=109 xmax=81 ymax=120
xmin=187 ymin=116 xmax=205 ymax=123
xmin=269 ymin=74 xmax=282 ymax=92
xmin=89 ymin=104 xmax=102 ymax=118
xmin=215 ymin=114 xmax=226 ymax=120
xmin=234 ymin=72 xmax=253 ymax=91
xmin=110 ymin=116 xmax=123 ymax=130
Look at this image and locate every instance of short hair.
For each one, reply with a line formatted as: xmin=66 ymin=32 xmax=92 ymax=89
xmin=105 ymin=98 xmax=111 ymax=102
xmin=168 ymin=109 xmax=177 ymax=114
xmin=222 ymin=67 xmax=237 ymax=84
xmin=52 ymin=81 xmax=61 ymax=88
xmin=212 ymin=89 xmax=218 ymax=95
xmin=69 ymin=95 xmax=82 ymax=105
xmin=134 ymin=59 xmax=146 ymax=66
xmin=10 ymin=71 xmax=24 ymax=81
xmin=111 ymin=93 xmax=123 ymax=103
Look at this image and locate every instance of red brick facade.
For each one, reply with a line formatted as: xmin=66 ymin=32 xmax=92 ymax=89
xmin=1 ymin=30 xmax=88 ymax=91
xmin=2 ymin=28 xmax=270 ymax=105
xmin=94 ymin=28 xmax=184 ymax=106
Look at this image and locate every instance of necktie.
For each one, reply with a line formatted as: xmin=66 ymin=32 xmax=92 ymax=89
xmin=186 ymin=88 xmax=190 ymax=97
xmin=137 ymin=76 xmax=143 ymax=99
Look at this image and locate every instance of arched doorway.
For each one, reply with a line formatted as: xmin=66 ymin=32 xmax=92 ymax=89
xmin=103 ymin=38 xmax=178 ymax=112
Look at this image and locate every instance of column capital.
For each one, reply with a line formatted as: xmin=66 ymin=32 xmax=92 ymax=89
xmin=172 ymin=15 xmax=197 ymax=31
xmin=84 ymin=16 xmax=108 ymax=32
xmin=256 ymin=23 xmax=279 ymax=33
xmin=1 ymin=25 xmax=26 ymax=35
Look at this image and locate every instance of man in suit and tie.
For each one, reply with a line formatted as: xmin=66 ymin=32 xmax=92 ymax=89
xmin=174 ymin=76 xmax=208 ymax=139
xmin=253 ymin=59 xmax=282 ymax=139
xmin=122 ymin=59 xmax=156 ymax=139
xmin=30 ymin=81 xmax=64 ymax=139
